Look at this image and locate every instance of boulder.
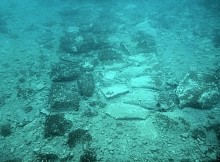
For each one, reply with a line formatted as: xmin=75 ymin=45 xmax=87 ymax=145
xmin=176 ymin=72 xmax=220 ymax=109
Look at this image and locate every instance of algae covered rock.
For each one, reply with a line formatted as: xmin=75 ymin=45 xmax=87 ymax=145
xmin=50 ymin=62 xmax=80 ymax=82
xmin=44 ymin=114 xmax=72 ymax=138
xmin=77 ymin=73 xmax=95 ymax=97
xmin=49 ymin=82 xmax=80 ymax=111
xmin=176 ymin=72 xmax=220 ymax=109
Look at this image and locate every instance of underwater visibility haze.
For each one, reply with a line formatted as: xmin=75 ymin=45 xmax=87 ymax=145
xmin=0 ymin=0 xmax=220 ymax=161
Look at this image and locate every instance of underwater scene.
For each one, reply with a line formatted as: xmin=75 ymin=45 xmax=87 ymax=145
xmin=0 ymin=0 xmax=220 ymax=161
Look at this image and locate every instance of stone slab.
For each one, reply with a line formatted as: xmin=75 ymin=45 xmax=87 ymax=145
xmin=122 ymin=89 xmax=159 ymax=110
xmin=106 ymin=102 xmax=148 ymax=120
xmin=101 ymin=84 xmax=129 ymax=99
xmin=130 ymin=75 xmax=156 ymax=89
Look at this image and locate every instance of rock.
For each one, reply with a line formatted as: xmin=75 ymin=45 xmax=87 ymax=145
xmin=98 ymin=48 xmax=121 ymax=61
xmin=67 ymin=129 xmax=92 ymax=148
xmin=49 ymin=83 xmax=80 ymax=111
xmin=106 ymin=102 xmax=148 ymax=120
xmin=59 ymin=31 xmax=106 ymax=54
xmin=50 ymin=62 xmax=80 ymax=82
xmin=77 ymin=73 xmax=95 ymax=97
xmin=101 ymin=84 xmax=129 ymax=99
xmin=44 ymin=114 xmax=72 ymax=138
xmin=198 ymin=89 xmax=220 ymax=108
xmin=118 ymin=66 xmax=147 ymax=78
xmin=176 ymin=72 xmax=220 ymax=109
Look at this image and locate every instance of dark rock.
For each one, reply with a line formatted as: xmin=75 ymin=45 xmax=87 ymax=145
xmin=3 ymin=158 xmax=22 ymax=162
xmin=80 ymin=149 xmax=97 ymax=162
xmin=0 ymin=124 xmax=12 ymax=137
xmin=35 ymin=153 xmax=59 ymax=162
xmin=98 ymin=48 xmax=121 ymax=61
xmin=59 ymin=33 xmax=80 ymax=54
xmin=59 ymin=32 xmax=99 ymax=55
xmin=77 ymin=73 xmax=95 ymax=97
xmin=0 ymin=16 xmax=8 ymax=34
xmin=82 ymin=108 xmax=98 ymax=117
xmin=191 ymin=127 xmax=206 ymax=140
xmin=213 ymin=30 xmax=220 ymax=48
xmin=67 ymin=129 xmax=92 ymax=148
xmin=16 ymin=87 xmax=34 ymax=100
xmin=49 ymin=83 xmax=80 ymax=111
xmin=44 ymin=114 xmax=72 ymax=138
xmin=50 ymin=62 xmax=80 ymax=82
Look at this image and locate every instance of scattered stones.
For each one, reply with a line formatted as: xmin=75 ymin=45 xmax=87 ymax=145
xmin=101 ymin=84 xmax=129 ymax=99
xmin=49 ymin=83 xmax=80 ymax=111
xmin=77 ymin=73 xmax=95 ymax=97
xmin=44 ymin=114 xmax=72 ymax=138
xmin=176 ymin=72 xmax=220 ymax=109
xmin=50 ymin=62 xmax=80 ymax=82
xmin=105 ymin=102 xmax=149 ymax=120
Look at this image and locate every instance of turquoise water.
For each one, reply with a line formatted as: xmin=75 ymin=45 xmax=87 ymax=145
xmin=0 ymin=0 xmax=220 ymax=161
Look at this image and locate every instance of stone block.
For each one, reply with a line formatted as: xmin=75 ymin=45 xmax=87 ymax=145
xmin=49 ymin=83 xmax=80 ymax=111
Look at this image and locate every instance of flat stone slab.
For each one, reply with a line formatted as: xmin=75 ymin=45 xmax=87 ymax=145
xmin=122 ymin=89 xmax=159 ymax=110
xmin=106 ymin=103 xmax=148 ymax=120
xmin=130 ymin=75 xmax=156 ymax=89
xmin=101 ymin=84 xmax=129 ymax=99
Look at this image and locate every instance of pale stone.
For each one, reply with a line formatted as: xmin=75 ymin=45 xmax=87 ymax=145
xmin=101 ymin=84 xmax=129 ymax=99
xmin=130 ymin=75 xmax=156 ymax=89
xmin=106 ymin=103 xmax=148 ymax=120
xmin=122 ymin=89 xmax=159 ymax=110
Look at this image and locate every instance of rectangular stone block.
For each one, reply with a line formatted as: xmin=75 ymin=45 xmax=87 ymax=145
xmin=49 ymin=83 xmax=80 ymax=111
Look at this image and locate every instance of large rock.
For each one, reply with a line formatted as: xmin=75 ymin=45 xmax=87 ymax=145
xmin=176 ymin=72 xmax=220 ymax=109
xmin=77 ymin=73 xmax=95 ymax=97
xmin=106 ymin=102 xmax=149 ymax=120
xmin=49 ymin=83 xmax=80 ymax=111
